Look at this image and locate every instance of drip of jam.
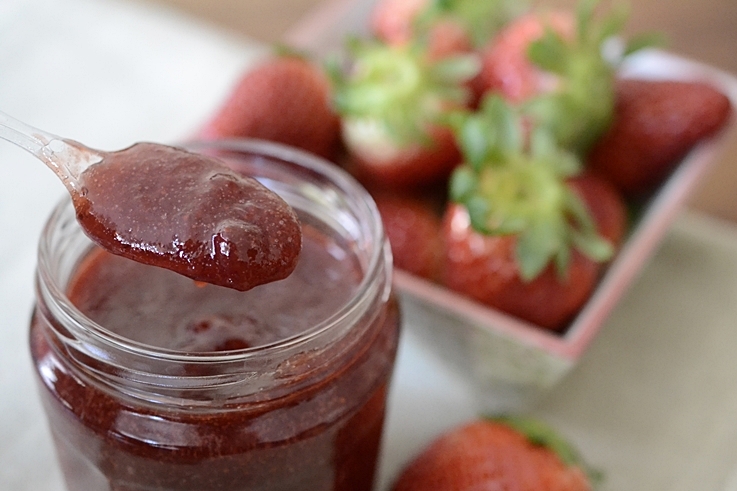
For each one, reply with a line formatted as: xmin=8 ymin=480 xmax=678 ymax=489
xmin=73 ymin=143 xmax=302 ymax=291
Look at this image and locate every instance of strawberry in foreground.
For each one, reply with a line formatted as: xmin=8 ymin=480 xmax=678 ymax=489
xmin=392 ymin=416 xmax=597 ymax=491
xmin=199 ymin=53 xmax=341 ymax=160
xmin=329 ymin=38 xmax=479 ymax=188
xmin=587 ymin=78 xmax=733 ymax=197
xmin=442 ymin=96 xmax=625 ymax=330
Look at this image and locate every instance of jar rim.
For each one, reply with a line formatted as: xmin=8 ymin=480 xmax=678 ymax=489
xmin=36 ymin=138 xmax=391 ymax=364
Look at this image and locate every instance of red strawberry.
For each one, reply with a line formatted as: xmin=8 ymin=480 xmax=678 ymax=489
xmin=329 ymin=39 xmax=479 ymax=188
xmin=371 ymin=0 xmax=522 ymax=53
xmin=441 ymin=198 xmax=604 ymax=331
xmin=199 ymin=54 xmax=341 ymax=160
xmin=424 ymin=19 xmax=475 ymax=61
xmin=442 ymin=96 xmax=625 ymax=330
xmin=570 ymin=173 xmax=627 ymax=248
xmin=370 ymin=0 xmax=523 ymax=106
xmin=373 ymin=192 xmax=443 ymax=280
xmin=480 ymin=10 xmax=574 ymax=103
xmin=587 ymin=78 xmax=733 ymax=196
xmin=392 ymin=417 xmax=595 ymax=491
xmin=343 ymin=123 xmax=462 ymax=188
xmin=370 ymin=0 xmax=428 ymax=47
xmin=479 ymin=0 xmax=647 ymax=155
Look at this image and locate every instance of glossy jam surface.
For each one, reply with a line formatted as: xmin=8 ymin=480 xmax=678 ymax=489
xmin=67 ymin=225 xmax=358 ymax=351
xmin=31 ymin=228 xmax=400 ymax=490
xmin=74 ymin=143 xmax=302 ymax=291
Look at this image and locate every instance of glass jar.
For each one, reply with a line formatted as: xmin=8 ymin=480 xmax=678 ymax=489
xmin=30 ymin=139 xmax=400 ymax=491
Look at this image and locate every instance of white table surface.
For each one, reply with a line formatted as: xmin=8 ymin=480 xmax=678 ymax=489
xmin=0 ymin=0 xmax=264 ymax=488
xmin=4 ymin=1 xmax=737 ymax=491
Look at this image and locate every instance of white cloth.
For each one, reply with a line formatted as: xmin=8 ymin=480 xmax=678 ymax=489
xmin=0 ymin=0 xmax=263 ymax=489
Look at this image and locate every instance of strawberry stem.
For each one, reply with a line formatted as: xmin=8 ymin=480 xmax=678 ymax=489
xmin=521 ymin=0 xmax=633 ymax=154
xmin=491 ymin=414 xmax=603 ymax=487
xmin=449 ymin=96 xmax=613 ymax=281
xmin=328 ymin=38 xmax=479 ymax=147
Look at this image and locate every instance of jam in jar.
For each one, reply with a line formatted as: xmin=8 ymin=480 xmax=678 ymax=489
xmin=30 ymin=139 xmax=400 ymax=491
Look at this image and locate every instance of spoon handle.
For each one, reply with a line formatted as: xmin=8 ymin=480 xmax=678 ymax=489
xmin=0 ymin=110 xmax=103 ymax=191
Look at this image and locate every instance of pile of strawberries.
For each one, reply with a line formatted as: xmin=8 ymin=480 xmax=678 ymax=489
xmin=201 ymin=0 xmax=732 ymax=333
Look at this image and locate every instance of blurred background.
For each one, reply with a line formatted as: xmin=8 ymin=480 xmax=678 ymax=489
xmin=145 ymin=0 xmax=736 ymax=75
xmin=143 ymin=0 xmax=737 ymax=222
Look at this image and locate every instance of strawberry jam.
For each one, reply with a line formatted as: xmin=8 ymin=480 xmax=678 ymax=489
xmin=65 ymin=226 xmax=356 ymax=352
xmin=30 ymin=140 xmax=400 ymax=491
xmin=74 ymin=142 xmax=302 ymax=291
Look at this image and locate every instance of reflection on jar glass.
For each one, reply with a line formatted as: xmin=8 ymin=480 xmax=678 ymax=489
xmin=30 ymin=139 xmax=401 ymax=491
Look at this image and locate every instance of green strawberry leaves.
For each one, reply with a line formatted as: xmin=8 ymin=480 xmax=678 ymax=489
xmin=494 ymin=415 xmax=582 ymax=467
xmin=328 ymin=38 xmax=479 ymax=147
xmin=491 ymin=415 xmax=604 ymax=487
xmin=521 ymin=0 xmax=641 ymax=155
xmin=451 ymin=96 xmax=522 ymax=170
xmin=450 ymin=95 xmax=614 ymax=281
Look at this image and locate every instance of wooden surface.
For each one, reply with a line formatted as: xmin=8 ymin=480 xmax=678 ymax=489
xmin=144 ymin=0 xmax=737 ymax=222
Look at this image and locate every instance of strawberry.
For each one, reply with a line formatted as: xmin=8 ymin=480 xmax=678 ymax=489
xmin=370 ymin=0 xmax=523 ymax=107
xmin=442 ymin=96 xmax=625 ymax=330
xmin=373 ymin=191 xmax=443 ymax=280
xmin=414 ymin=0 xmax=528 ymax=103
xmin=480 ymin=10 xmax=575 ymax=103
xmin=329 ymin=38 xmax=479 ymax=188
xmin=587 ymin=78 xmax=733 ymax=196
xmin=391 ymin=417 xmax=596 ymax=491
xmin=480 ymin=0 xmax=650 ymax=154
xmin=570 ymin=172 xmax=627 ymax=248
xmin=370 ymin=0 xmax=428 ymax=47
xmin=199 ymin=54 xmax=341 ymax=160
xmin=371 ymin=0 xmax=524 ymax=53
xmin=341 ymin=123 xmax=461 ymax=188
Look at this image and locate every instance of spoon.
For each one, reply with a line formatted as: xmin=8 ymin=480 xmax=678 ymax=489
xmin=0 ymin=110 xmax=103 ymax=194
xmin=0 ymin=110 xmax=302 ymax=291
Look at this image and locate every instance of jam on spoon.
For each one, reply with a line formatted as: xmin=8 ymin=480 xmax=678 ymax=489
xmin=0 ymin=111 xmax=302 ymax=290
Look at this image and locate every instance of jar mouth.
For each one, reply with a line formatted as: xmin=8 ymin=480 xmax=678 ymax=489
xmin=37 ymin=138 xmax=392 ymax=364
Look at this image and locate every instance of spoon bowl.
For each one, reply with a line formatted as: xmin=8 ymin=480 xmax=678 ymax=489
xmin=0 ymin=111 xmax=303 ymax=291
